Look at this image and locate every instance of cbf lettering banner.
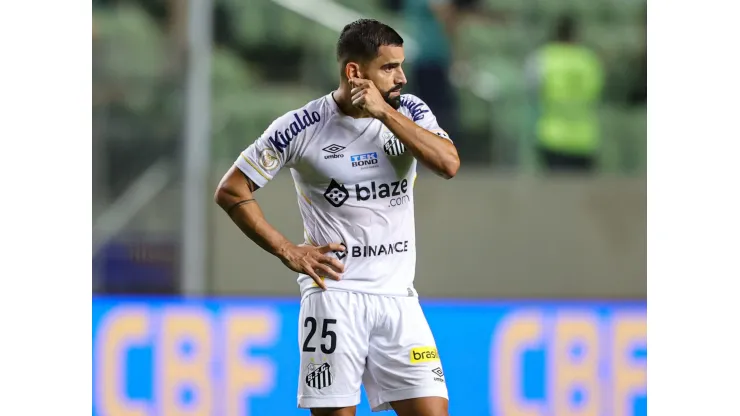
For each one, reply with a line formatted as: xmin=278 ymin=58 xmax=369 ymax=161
xmin=92 ymin=298 xmax=646 ymax=416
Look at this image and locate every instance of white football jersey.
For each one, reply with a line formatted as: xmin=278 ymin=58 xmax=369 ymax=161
xmin=235 ymin=93 xmax=451 ymax=299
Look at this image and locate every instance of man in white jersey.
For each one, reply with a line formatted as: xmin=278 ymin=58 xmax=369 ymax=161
xmin=214 ymin=19 xmax=459 ymax=416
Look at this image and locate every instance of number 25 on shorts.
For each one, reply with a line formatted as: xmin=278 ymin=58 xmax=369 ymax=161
xmin=302 ymin=317 xmax=337 ymax=354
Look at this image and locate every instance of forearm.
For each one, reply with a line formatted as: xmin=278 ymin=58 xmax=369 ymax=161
xmin=227 ymin=202 xmax=293 ymax=259
xmin=214 ymin=168 xmax=293 ymax=260
xmin=379 ymin=108 xmax=460 ymax=178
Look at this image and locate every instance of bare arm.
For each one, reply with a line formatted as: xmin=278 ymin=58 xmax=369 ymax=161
xmin=214 ymin=165 xmax=292 ymax=256
xmin=214 ymin=166 xmax=344 ymax=288
xmin=379 ymin=108 xmax=460 ymax=179
xmin=349 ymin=78 xmax=460 ymax=179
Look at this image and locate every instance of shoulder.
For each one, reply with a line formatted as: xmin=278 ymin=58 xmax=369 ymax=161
xmin=271 ymin=95 xmax=331 ymax=129
xmin=399 ymin=93 xmax=433 ymax=122
xmin=264 ymin=95 xmax=332 ymax=154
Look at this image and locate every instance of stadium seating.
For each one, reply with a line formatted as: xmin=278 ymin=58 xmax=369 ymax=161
xmin=93 ymin=0 xmax=646 ymax=174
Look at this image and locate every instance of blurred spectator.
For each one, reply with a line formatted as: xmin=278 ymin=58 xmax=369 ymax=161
xmin=627 ymin=6 xmax=647 ymax=106
xmin=526 ymin=14 xmax=605 ymax=173
xmin=402 ymin=0 xmax=507 ymax=163
xmin=402 ymin=0 xmax=461 ymax=156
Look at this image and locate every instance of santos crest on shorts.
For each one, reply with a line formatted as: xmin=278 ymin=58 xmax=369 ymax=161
xmin=235 ymin=93 xmax=451 ymax=299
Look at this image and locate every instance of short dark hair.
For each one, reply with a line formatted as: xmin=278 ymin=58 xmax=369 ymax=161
xmin=336 ymin=19 xmax=404 ymax=66
xmin=554 ymin=14 xmax=578 ymax=42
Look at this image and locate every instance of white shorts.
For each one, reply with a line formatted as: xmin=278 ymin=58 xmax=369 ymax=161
xmin=297 ymin=290 xmax=448 ymax=411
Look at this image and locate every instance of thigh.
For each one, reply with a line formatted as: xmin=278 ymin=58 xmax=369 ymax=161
xmin=297 ymin=291 xmax=370 ymax=410
xmin=310 ymin=407 xmax=357 ymax=416
xmin=363 ymin=297 xmax=449 ymax=412
xmin=391 ymin=396 xmax=449 ymax=416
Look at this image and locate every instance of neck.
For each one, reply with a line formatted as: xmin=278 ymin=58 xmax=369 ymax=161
xmin=332 ymin=83 xmax=371 ymax=118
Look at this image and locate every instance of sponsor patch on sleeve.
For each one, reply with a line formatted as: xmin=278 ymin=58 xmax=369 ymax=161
xmin=258 ymin=148 xmax=279 ymax=171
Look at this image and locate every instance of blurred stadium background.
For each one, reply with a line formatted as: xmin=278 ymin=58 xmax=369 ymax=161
xmin=91 ymin=0 xmax=646 ymax=414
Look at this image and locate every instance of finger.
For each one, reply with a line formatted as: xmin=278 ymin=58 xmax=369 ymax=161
xmin=319 ymin=255 xmax=345 ymax=273
xmin=350 ymin=78 xmax=369 ymax=86
xmin=352 ymin=89 xmax=366 ymax=102
xmin=305 ymin=268 xmax=327 ymax=290
xmin=314 ymin=263 xmax=342 ymax=281
xmin=351 ymin=87 xmax=369 ymax=97
xmin=319 ymin=243 xmax=346 ymax=253
xmin=352 ymin=91 xmax=366 ymax=104
xmin=352 ymin=96 xmax=366 ymax=108
xmin=351 ymin=83 xmax=370 ymax=92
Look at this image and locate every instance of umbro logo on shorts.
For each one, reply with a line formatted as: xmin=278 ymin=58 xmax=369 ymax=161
xmin=431 ymin=367 xmax=445 ymax=383
xmin=305 ymin=362 xmax=334 ymax=390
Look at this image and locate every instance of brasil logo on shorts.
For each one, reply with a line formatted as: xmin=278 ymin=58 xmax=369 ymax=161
xmin=305 ymin=362 xmax=334 ymax=390
xmin=410 ymin=346 xmax=440 ymax=363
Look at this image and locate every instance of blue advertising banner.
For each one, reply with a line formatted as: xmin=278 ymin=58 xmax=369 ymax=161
xmin=92 ymin=297 xmax=646 ymax=416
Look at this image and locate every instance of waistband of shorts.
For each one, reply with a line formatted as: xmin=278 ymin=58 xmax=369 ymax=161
xmin=300 ymin=286 xmax=418 ymax=301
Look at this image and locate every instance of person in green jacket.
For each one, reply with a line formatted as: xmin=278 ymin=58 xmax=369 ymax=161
xmin=526 ymin=14 xmax=605 ymax=173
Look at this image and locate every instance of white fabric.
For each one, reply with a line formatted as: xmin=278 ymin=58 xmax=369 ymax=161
xmin=296 ymin=291 xmax=448 ymax=411
xmin=234 ymin=92 xmax=451 ymax=299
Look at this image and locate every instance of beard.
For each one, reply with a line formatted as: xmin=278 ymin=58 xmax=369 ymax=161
xmin=384 ymin=84 xmax=403 ymax=110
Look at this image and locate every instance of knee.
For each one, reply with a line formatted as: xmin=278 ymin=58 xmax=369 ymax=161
xmin=310 ymin=407 xmax=356 ymax=416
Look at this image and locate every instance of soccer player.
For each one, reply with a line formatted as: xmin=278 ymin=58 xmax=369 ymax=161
xmin=214 ymin=19 xmax=459 ymax=416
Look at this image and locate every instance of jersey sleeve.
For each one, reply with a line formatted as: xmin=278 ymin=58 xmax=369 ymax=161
xmin=399 ymin=94 xmax=453 ymax=142
xmin=234 ymin=109 xmax=316 ymax=188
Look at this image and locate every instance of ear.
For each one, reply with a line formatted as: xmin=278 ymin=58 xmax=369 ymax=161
xmin=345 ymin=62 xmax=362 ymax=81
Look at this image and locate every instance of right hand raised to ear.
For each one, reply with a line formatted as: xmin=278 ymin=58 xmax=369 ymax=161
xmin=278 ymin=243 xmax=346 ymax=290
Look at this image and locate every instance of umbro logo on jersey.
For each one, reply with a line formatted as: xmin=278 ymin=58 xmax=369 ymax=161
xmin=322 ymin=144 xmax=345 ymax=159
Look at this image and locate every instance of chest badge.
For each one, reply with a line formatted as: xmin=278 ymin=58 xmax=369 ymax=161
xmin=382 ymin=130 xmax=406 ymax=157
